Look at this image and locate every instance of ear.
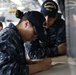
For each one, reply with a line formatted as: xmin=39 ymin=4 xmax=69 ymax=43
xmin=24 ymin=20 xmax=29 ymax=28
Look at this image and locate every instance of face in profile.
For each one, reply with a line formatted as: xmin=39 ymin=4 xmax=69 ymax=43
xmin=21 ymin=21 xmax=37 ymax=41
xmin=44 ymin=15 xmax=57 ymax=29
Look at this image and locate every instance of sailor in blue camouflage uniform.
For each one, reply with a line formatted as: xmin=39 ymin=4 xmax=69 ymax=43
xmin=25 ymin=0 xmax=66 ymax=59
xmin=0 ymin=10 xmax=52 ymax=75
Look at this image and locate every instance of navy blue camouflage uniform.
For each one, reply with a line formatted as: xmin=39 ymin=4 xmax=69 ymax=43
xmin=0 ymin=23 xmax=29 ymax=75
xmin=25 ymin=18 xmax=66 ymax=59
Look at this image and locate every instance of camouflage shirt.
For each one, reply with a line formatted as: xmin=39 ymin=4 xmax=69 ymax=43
xmin=25 ymin=18 xmax=66 ymax=59
xmin=0 ymin=23 xmax=29 ymax=75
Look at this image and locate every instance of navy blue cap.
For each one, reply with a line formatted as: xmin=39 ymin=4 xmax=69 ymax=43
xmin=41 ymin=0 xmax=58 ymax=18
xmin=25 ymin=11 xmax=47 ymax=42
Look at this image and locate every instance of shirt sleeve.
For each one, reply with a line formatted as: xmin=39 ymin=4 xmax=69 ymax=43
xmin=45 ymin=24 xmax=66 ymax=57
xmin=25 ymin=39 xmax=46 ymax=59
xmin=0 ymin=50 xmax=29 ymax=75
xmin=0 ymin=29 xmax=29 ymax=75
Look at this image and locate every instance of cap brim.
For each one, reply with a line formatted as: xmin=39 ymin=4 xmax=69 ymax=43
xmin=35 ymin=25 xmax=47 ymax=42
xmin=41 ymin=10 xmax=56 ymax=18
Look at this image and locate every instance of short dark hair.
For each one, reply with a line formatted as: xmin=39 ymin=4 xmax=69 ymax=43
xmin=0 ymin=21 xmax=3 ymax=27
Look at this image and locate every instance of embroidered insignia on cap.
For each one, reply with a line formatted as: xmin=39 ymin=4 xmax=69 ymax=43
xmin=44 ymin=2 xmax=56 ymax=11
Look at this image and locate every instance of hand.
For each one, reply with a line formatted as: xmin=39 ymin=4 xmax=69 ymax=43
xmin=29 ymin=58 xmax=52 ymax=75
xmin=37 ymin=58 xmax=52 ymax=71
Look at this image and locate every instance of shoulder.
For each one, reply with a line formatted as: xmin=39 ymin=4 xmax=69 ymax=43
xmin=0 ymin=26 xmax=20 ymax=44
xmin=55 ymin=19 xmax=65 ymax=27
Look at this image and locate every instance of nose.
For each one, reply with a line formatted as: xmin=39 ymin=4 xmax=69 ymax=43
xmin=45 ymin=16 xmax=49 ymax=23
xmin=45 ymin=16 xmax=49 ymax=28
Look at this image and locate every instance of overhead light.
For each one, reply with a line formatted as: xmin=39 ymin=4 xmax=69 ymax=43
xmin=10 ymin=0 xmax=22 ymax=6
xmin=17 ymin=6 xmax=24 ymax=10
xmin=0 ymin=11 xmax=2 ymax=15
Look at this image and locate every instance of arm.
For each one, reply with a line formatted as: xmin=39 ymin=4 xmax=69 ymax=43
xmin=0 ymin=30 xmax=29 ymax=75
xmin=56 ymin=24 xmax=66 ymax=55
xmin=29 ymin=58 xmax=52 ymax=75
xmin=0 ymin=46 xmax=29 ymax=75
xmin=58 ymin=42 xmax=66 ymax=54
xmin=25 ymin=39 xmax=46 ymax=59
xmin=45 ymin=23 xmax=66 ymax=57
